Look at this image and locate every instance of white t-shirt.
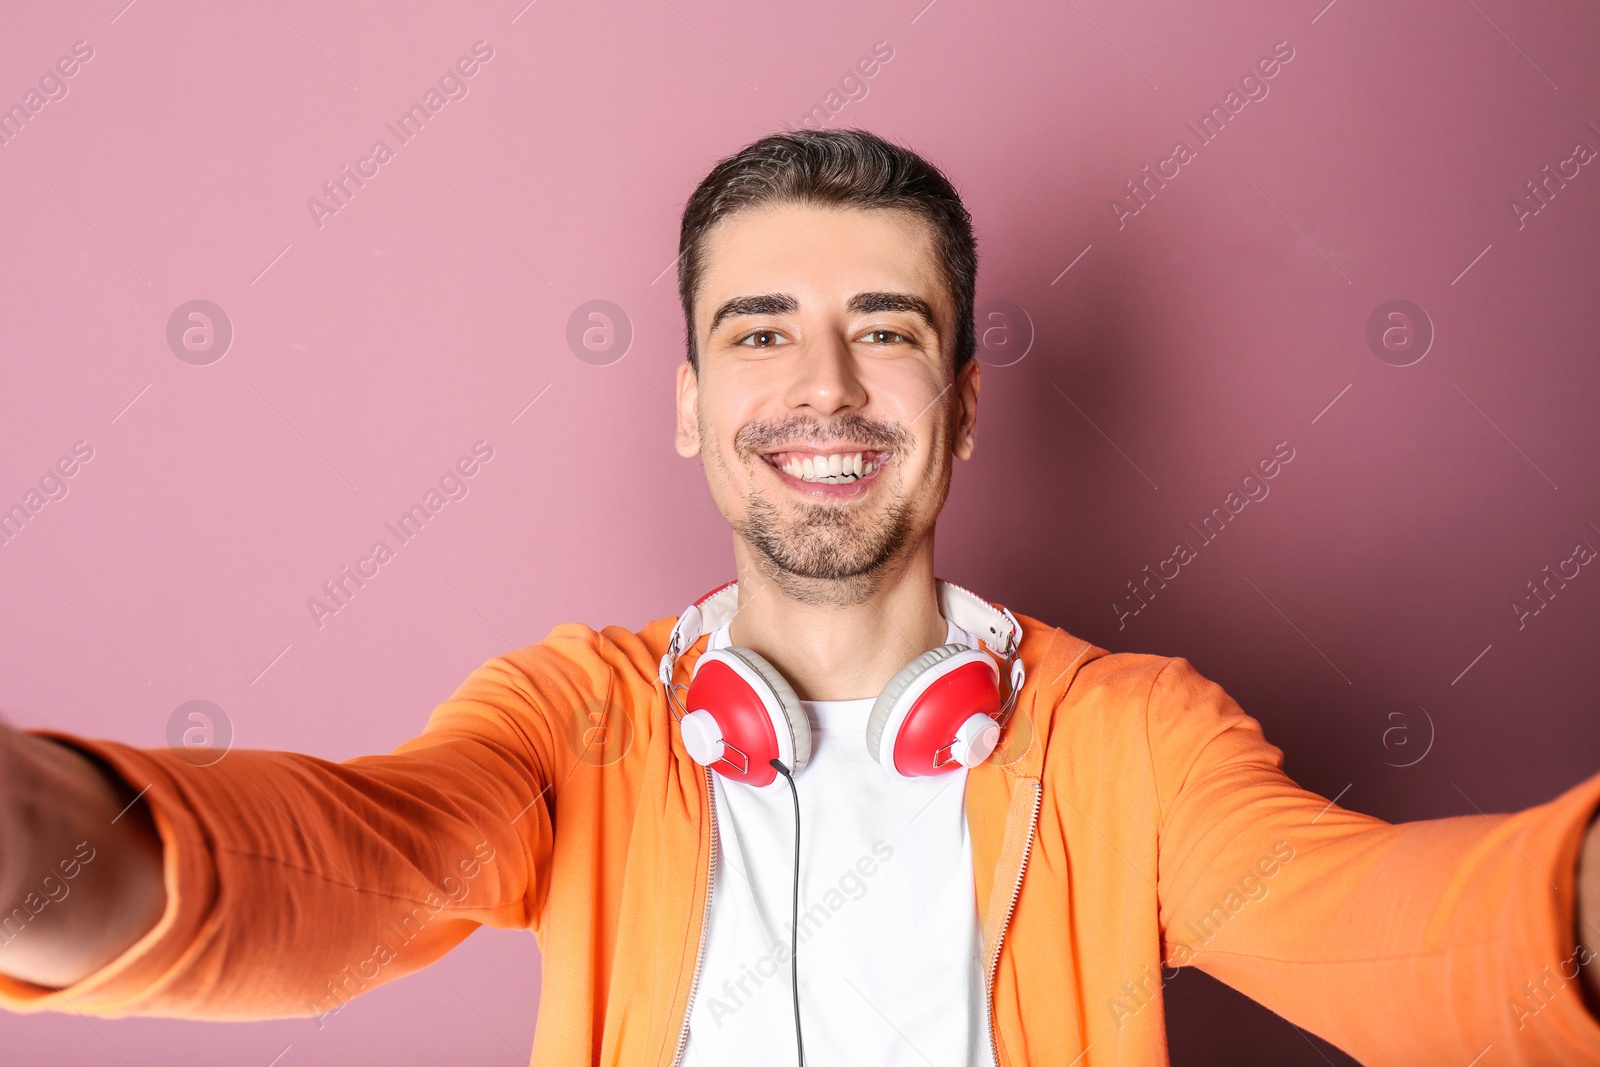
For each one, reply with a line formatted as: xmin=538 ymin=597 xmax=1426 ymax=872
xmin=682 ymin=620 xmax=997 ymax=1067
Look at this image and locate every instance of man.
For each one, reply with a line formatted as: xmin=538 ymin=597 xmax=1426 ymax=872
xmin=2 ymin=128 xmax=1598 ymax=1066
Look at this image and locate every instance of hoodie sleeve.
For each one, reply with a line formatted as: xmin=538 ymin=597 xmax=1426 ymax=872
xmin=1146 ymin=655 xmax=1600 ymax=1066
xmin=0 ymin=644 xmax=585 ymax=1022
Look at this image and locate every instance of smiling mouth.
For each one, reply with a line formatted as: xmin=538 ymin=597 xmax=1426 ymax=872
xmin=761 ymin=449 xmax=889 ymax=485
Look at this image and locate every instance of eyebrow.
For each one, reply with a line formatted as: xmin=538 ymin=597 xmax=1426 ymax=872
xmin=705 ymin=291 xmax=939 ymax=339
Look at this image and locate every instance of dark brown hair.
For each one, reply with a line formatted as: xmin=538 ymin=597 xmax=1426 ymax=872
xmin=676 ymin=127 xmax=978 ymax=375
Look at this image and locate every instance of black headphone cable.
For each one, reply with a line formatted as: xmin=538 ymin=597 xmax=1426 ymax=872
xmin=769 ymin=758 xmax=805 ymax=1067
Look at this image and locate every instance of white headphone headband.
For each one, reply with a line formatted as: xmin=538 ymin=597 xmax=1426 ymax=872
xmin=657 ymin=578 xmax=1024 ymax=694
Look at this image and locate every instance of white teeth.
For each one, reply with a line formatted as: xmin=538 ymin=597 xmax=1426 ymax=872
xmin=772 ymin=450 xmax=878 ymax=484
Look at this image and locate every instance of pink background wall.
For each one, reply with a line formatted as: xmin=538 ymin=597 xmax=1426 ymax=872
xmin=3 ymin=1 xmax=1598 ymax=1063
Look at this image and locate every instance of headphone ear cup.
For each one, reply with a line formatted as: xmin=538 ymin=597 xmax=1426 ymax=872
xmin=718 ymin=646 xmax=812 ymax=775
xmin=866 ymin=643 xmax=968 ymax=769
xmin=867 ymin=643 xmax=999 ymax=777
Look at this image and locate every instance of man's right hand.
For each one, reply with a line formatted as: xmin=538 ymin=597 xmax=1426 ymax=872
xmin=0 ymin=721 xmax=167 ymax=989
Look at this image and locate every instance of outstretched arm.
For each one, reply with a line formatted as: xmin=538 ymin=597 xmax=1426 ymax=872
xmin=1147 ymin=656 xmax=1600 ymax=1065
xmin=0 ymin=648 xmax=573 ymax=1020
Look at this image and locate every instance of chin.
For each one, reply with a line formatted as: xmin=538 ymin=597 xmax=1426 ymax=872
xmin=736 ymin=490 xmax=920 ymax=589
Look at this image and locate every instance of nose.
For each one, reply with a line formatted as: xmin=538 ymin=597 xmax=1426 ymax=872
xmin=784 ymin=331 xmax=867 ymax=417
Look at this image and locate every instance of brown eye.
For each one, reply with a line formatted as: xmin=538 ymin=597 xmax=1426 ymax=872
xmin=739 ymin=329 xmax=783 ymax=348
xmin=864 ymin=329 xmax=907 ymax=345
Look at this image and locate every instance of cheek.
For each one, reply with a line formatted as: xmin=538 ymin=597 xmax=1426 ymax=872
xmin=698 ymin=417 xmax=757 ymax=488
xmin=871 ymin=360 xmax=944 ymax=414
xmin=866 ymin=380 xmax=944 ymax=462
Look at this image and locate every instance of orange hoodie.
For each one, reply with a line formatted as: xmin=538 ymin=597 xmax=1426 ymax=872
xmin=4 ymin=611 xmax=1600 ymax=1065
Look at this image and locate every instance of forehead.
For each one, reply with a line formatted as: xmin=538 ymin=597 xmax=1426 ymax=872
xmin=695 ymin=203 xmax=945 ymax=325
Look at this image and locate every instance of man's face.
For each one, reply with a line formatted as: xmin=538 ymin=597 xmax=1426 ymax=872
xmin=674 ymin=202 xmax=980 ymax=603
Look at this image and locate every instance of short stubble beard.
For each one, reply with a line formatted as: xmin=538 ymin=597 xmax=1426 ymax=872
xmin=706 ymin=409 xmax=944 ymax=608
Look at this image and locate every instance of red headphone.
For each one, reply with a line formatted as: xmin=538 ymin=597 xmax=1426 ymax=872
xmin=658 ymin=578 xmax=1026 ymax=789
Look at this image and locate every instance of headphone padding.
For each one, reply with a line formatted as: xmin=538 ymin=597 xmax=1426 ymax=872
xmin=718 ymin=646 xmax=811 ymax=774
xmin=865 ymin=643 xmax=971 ymax=766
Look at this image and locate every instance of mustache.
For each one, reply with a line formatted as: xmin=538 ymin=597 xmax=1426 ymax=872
xmin=733 ymin=413 xmax=912 ymax=457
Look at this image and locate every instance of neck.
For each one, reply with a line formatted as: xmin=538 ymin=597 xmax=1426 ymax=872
xmin=725 ymin=538 xmax=948 ymax=701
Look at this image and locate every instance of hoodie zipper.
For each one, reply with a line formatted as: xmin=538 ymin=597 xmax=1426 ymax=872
xmin=984 ymin=779 xmax=1042 ymax=1067
xmin=669 ymin=764 xmax=718 ymax=1067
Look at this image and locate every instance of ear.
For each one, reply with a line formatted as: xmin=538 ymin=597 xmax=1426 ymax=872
xmin=674 ymin=360 xmax=701 ymax=458
xmin=952 ymin=357 xmax=981 ymax=460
